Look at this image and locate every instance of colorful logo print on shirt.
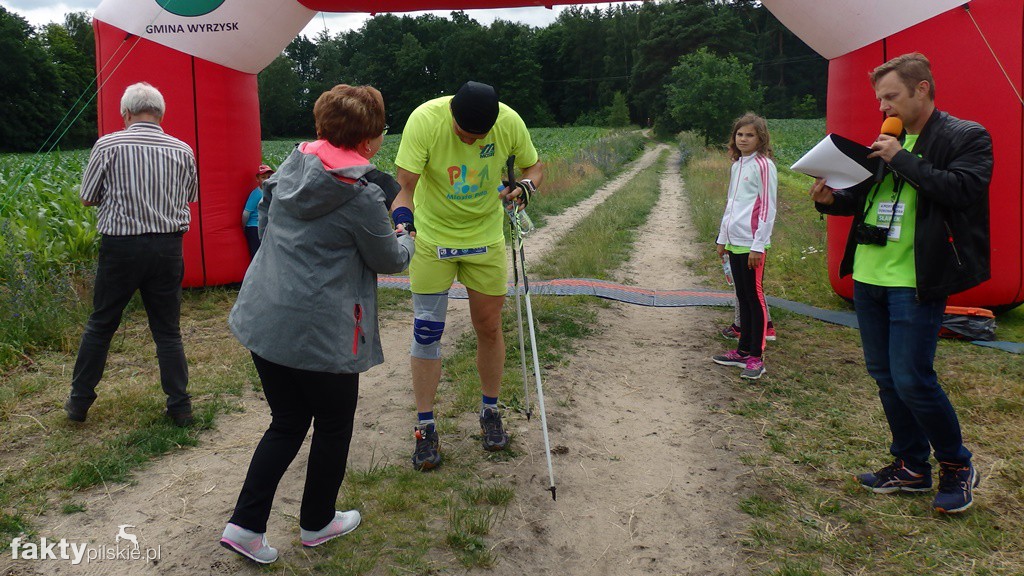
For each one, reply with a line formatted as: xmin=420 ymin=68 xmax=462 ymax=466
xmin=446 ymin=164 xmax=492 ymax=200
xmin=479 ymin=143 xmax=495 ymax=158
xmin=156 ymin=0 xmax=225 ymax=17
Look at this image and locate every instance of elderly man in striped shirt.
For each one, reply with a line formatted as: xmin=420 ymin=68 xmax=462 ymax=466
xmin=64 ymin=82 xmax=198 ymax=427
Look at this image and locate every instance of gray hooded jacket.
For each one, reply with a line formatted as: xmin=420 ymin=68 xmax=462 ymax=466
xmin=229 ymin=147 xmax=414 ymax=373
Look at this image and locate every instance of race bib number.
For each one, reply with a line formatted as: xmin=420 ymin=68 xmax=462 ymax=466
xmin=437 ymin=246 xmax=488 ymax=259
xmin=876 ymin=201 xmax=904 ymax=242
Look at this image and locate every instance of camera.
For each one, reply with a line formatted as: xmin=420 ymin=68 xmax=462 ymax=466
xmin=855 ymin=222 xmax=889 ymax=246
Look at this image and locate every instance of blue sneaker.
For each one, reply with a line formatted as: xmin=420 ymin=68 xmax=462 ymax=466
xmin=857 ymin=459 xmax=932 ymax=494
xmin=933 ymin=462 xmax=980 ymax=514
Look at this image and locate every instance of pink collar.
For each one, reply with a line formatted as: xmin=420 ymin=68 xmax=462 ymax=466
xmin=299 ymin=140 xmax=370 ymax=172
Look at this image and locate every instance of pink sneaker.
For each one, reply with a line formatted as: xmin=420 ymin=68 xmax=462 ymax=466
xmin=220 ymin=523 xmax=278 ymax=564
xmin=766 ymin=322 xmax=777 ymax=341
xmin=741 ymin=356 xmax=766 ymax=380
xmin=300 ymin=510 xmax=361 ymax=547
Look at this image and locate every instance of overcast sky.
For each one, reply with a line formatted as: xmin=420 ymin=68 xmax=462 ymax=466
xmin=0 ymin=0 xmax=615 ymax=37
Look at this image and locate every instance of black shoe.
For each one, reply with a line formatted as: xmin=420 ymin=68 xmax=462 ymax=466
xmin=856 ymin=459 xmax=932 ymax=494
xmin=480 ymin=408 xmax=509 ymax=451
xmin=168 ymin=411 xmax=194 ymax=427
xmin=64 ymin=399 xmax=88 ymax=423
xmin=412 ymin=423 xmax=441 ymax=471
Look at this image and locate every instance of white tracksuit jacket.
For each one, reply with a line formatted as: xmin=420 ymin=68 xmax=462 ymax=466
xmin=716 ymin=151 xmax=778 ymax=253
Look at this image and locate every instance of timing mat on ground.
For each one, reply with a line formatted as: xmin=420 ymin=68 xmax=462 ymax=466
xmin=376 ymin=276 xmax=1023 ymax=354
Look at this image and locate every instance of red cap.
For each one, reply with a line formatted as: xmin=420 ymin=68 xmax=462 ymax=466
xmin=257 ymin=164 xmax=274 ymax=175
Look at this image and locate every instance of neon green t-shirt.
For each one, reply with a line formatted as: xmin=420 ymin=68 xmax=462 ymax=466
xmin=853 ymin=134 xmax=920 ymax=287
xmin=725 ymin=243 xmax=770 ymax=254
xmin=394 ymin=96 xmax=539 ymax=248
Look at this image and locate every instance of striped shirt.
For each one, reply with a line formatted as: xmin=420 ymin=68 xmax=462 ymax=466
xmin=81 ymin=122 xmax=198 ymax=235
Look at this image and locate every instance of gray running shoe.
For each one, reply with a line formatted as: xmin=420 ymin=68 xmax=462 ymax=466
xmin=412 ymin=423 xmax=441 ymax=471
xmin=480 ymin=407 xmax=510 ymax=451
xmin=712 ymin=349 xmax=749 ymax=367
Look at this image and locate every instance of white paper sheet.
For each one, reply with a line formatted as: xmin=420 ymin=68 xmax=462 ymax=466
xmin=790 ymin=134 xmax=873 ymax=190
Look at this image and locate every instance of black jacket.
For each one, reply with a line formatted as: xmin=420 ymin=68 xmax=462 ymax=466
xmin=816 ymin=109 xmax=993 ymax=301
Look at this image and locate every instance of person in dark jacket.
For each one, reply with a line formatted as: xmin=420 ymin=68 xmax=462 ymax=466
xmin=219 ymin=84 xmax=414 ymax=564
xmin=810 ymin=53 xmax=992 ymax=514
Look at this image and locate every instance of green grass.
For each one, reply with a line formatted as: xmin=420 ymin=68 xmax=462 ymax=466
xmin=533 ymin=149 xmax=668 ymax=279
xmin=0 ymin=287 xmax=251 ymax=540
xmin=681 ymin=121 xmax=1024 ymax=575
xmin=767 ymin=118 xmax=827 ymax=168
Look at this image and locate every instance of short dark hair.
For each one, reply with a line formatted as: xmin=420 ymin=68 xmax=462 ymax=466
xmin=870 ymin=52 xmax=935 ymax=100
xmin=313 ymin=84 xmax=385 ymax=149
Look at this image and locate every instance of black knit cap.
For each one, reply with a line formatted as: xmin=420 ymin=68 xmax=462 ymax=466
xmin=450 ymin=81 xmax=499 ymax=134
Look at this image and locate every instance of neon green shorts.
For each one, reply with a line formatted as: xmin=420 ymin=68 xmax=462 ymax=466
xmin=409 ymin=238 xmax=508 ymax=296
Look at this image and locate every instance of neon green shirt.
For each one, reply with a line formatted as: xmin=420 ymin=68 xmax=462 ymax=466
xmin=394 ymin=97 xmax=539 ymax=248
xmin=725 ymin=243 xmax=770 ymax=254
xmin=853 ymin=134 xmax=919 ymax=287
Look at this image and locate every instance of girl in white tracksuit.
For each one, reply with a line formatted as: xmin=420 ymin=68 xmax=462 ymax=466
xmin=713 ymin=113 xmax=778 ymax=379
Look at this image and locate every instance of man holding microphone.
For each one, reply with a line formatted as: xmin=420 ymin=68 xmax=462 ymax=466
xmin=810 ymin=53 xmax=992 ymax=513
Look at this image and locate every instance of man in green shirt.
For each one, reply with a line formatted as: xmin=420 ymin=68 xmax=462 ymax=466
xmin=391 ymin=81 xmax=544 ymax=471
xmin=811 ymin=53 xmax=993 ymax=514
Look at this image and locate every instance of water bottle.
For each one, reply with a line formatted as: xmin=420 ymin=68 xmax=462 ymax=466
xmin=499 ymin=185 xmax=535 ymax=236
xmin=722 ymin=255 xmax=734 ymax=286
xmin=515 ymin=208 xmax=535 ymax=236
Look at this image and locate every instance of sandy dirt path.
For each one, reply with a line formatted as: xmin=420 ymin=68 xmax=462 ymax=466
xmin=3 ymin=144 xmax=755 ymax=576
xmin=481 ymin=148 xmax=754 ymax=576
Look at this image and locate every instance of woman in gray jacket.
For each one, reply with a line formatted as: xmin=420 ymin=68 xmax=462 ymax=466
xmin=220 ymin=85 xmax=414 ymax=564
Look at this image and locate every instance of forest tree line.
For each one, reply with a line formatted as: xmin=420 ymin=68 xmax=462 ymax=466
xmin=0 ymin=1 xmax=827 ymax=152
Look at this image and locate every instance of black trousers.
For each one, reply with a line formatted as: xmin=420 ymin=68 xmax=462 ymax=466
xmin=244 ymin=226 xmax=260 ymax=259
xmin=69 ymin=234 xmax=190 ymax=415
xmin=729 ymin=251 xmax=767 ymax=358
xmin=229 ymin=353 xmax=360 ymax=533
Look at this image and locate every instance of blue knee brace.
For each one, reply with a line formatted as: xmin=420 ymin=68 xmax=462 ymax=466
xmin=411 ymin=292 xmax=448 ymax=360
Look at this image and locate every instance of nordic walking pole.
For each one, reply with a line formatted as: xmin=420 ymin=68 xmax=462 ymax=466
xmin=504 ymin=156 xmax=532 ymax=421
xmin=506 ymin=155 xmax=557 ymax=501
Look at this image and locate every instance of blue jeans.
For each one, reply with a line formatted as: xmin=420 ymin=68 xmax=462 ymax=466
xmin=853 ymin=281 xmax=971 ymax=470
xmin=69 ymin=234 xmax=190 ymax=416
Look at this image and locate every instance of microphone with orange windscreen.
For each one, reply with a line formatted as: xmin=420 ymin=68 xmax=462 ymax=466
xmin=874 ymin=116 xmax=904 ymax=183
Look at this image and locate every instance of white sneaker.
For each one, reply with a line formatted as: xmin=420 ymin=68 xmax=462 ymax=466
xmin=300 ymin=510 xmax=361 ymax=547
xmin=220 ymin=523 xmax=278 ymax=564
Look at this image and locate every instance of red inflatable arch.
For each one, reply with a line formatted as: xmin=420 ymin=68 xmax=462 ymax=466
xmin=92 ymin=0 xmax=1024 ymax=309
xmin=822 ymin=2 xmax=1023 ymax=309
